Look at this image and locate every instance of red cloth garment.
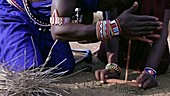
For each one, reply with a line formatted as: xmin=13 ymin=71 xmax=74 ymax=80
xmin=119 ymin=0 xmax=170 ymax=74
xmin=141 ymin=0 xmax=166 ymax=21
xmin=166 ymin=0 xmax=170 ymax=9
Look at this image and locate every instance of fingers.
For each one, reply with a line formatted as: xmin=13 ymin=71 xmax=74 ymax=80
xmin=126 ymin=2 xmax=138 ymax=13
xmin=129 ymin=25 xmax=162 ymax=36
xmin=142 ymin=77 xmax=152 ymax=89
xmin=132 ymin=37 xmax=153 ymax=44
xmin=129 ymin=31 xmax=153 ymax=36
xmin=95 ymin=69 xmax=108 ymax=82
xmin=132 ymin=34 xmax=160 ymax=44
xmin=136 ymin=73 xmax=158 ymax=89
xmin=134 ymin=15 xmax=159 ymax=21
xmin=145 ymin=34 xmax=160 ymax=38
xmin=133 ymin=26 xmax=162 ymax=31
xmin=136 ymin=21 xmax=163 ymax=26
xmin=136 ymin=73 xmax=148 ymax=85
xmin=136 ymin=74 xmax=142 ymax=81
xmin=142 ymin=77 xmax=158 ymax=89
xmin=95 ymin=70 xmax=101 ymax=80
xmin=105 ymin=72 xmax=120 ymax=79
xmin=100 ymin=70 xmax=107 ymax=82
xmin=95 ymin=69 xmax=120 ymax=83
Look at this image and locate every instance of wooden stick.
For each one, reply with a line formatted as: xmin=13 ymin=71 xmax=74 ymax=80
xmin=125 ymin=39 xmax=132 ymax=83
xmin=106 ymin=79 xmax=139 ymax=87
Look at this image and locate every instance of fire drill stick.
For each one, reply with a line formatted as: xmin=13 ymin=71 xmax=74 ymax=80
xmin=125 ymin=39 xmax=132 ymax=83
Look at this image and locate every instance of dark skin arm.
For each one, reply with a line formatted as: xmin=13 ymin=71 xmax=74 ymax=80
xmin=51 ymin=1 xmax=162 ymax=41
xmin=52 ymin=0 xmax=165 ymax=89
xmin=145 ymin=9 xmax=170 ymax=69
xmin=97 ymin=8 xmax=169 ymax=90
xmin=51 ymin=0 xmax=96 ymax=41
xmin=95 ymin=2 xmax=163 ymax=88
xmin=136 ymin=9 xmax=170 ymax=89
xmin=116 ymin=3 xmax=162 ymax=38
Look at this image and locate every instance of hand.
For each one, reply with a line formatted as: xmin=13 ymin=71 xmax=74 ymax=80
xmin=136 ymin=72 xmax=158 ymax=89
xmin=95 ymin=69 xmax=120 ymax=83
xmin=132 ymin=34 xmax=160 ymax=44
xmin=117 ymin=2 xmax=163 ymax=38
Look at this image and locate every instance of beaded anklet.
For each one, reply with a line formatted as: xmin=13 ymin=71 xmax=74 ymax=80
xmin=143 ymin=67 xmax=157 ymax=79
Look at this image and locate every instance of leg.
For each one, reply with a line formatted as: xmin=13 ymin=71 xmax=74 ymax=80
xmin=131 ymin=41 xmax=170 ymax=74
xmin=94 ymin=41 xmax=107 ymax=63
xmin=105 ymin=38 xmax=119 ymax=64
xmin=157 ymin=44 xmax=170 ymax=74
xmin=0 ymin=12 xmax=43 ymax=72
xmin=39 ymin=31 xmax=75 ymax=73
xmin=94 ymin=37 xmax=119 ymax=64
xmin=95 ymin=10 xmax=119 ymax=64
xmin=118 ymin=39 xmax=149 ymax=69
xmin=119 ymin=39 xmax=170 ymax=74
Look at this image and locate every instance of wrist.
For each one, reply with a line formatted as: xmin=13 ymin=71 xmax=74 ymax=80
xmin=143 ymin=67 xmax=157 ymax=79
xmin=96 ymin=19 xmax=122 ymax=40
xmin=115 ymin=19 xmax=122 ymax=34
xmin=105 ymin=63 xmax=121 ymax=76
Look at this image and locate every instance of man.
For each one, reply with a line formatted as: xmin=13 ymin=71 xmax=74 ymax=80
xmin=51 ymin=0 xmax=163 ymax=89
xmin=95 ymin=0 xmax=170 ymax=89
xmin=0 ymin=0 xmax=162 ymax=86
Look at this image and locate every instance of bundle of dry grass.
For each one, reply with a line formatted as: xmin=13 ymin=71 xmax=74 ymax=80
xmin=0 ymin=59 xmax=68 ymax=96
xmin=0 ymin=39 xmax=68 ymax=96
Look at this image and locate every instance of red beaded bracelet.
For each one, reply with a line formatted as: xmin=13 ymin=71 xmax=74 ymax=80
xmin=96 ymin=20 xmax=121 ymax=40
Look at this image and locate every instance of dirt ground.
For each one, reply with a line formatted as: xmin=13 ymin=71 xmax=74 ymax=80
xmin=51 ymin=40 xmax=170 ymax=96
xmin=52 ymin=16 xmax=170 ymax=96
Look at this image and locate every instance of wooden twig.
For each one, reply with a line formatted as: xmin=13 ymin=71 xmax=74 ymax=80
xmin=125 ymin=39 xmax=132 ymax=83
xmin=106 ymin=79 xmax=138 ymax=87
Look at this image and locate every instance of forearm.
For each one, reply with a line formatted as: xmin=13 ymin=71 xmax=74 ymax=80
xmin=104 ymin=10 xmax=119 ymax=64
xmin=105 ymin=39 xmax=119 ymax=63
xmin=146 ymin=9 xmax=170 ymax=70
xmin=51 ymin=0 xmax=97 ymax=41
xmin=51 ymin=23 xmax=97 ymax=41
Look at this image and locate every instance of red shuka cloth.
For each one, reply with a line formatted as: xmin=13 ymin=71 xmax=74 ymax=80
xmin=141 ymin=0 xmax=170 ymax=21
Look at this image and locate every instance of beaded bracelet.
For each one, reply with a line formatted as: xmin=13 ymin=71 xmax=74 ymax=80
xmin=50 ymin=9 xmax=71 ymax=26
xmin=115 ymin=19 xmax=122 ymax=34
xmin=144 ymin=67 xmax=157 ymax=79
xmin=110 ymin=20 xmax=120 ymax=36
xmin=96 ymin=20 xmax=121 ymax=40
xmin=105 ymin=63 xmax=121 ymax=75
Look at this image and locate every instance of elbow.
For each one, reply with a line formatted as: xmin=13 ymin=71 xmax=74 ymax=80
xmin=51 ymin=25 xmax=66 ymax=40
xmin=51 ymin=28 xmax=56 ymax=40
xmin=51 ymin=27 xmax=58 ymax=40
xmin=51 ymin=31 xmax=59 ymax=40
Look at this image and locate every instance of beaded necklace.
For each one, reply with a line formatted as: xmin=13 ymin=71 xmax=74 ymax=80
xmin=22 ymin=0 xmax=51 ymax=27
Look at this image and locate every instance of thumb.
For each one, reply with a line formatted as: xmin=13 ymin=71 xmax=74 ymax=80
xmin=126 ymin=2 xmax=138 ymax=13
